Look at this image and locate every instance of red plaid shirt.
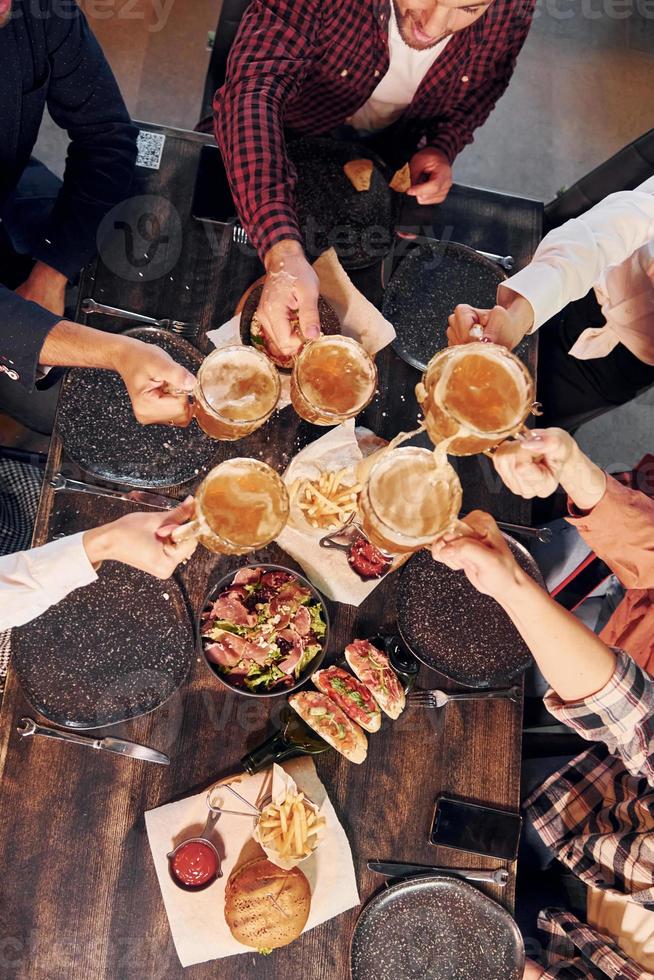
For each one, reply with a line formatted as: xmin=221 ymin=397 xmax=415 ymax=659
xmin=213 ymin=0 xmax=535 ymax=258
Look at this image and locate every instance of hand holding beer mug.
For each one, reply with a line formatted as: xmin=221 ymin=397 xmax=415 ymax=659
xmin=290 ymin=336 xmax=377 ymax=426
xmin=171 ymin=458 xmax=289 ymax=555
xmin=175 ymin=346 xmax=281 ymax=440
xmin=358 ymin=446 xmax=467 ymax=555
xmin=415 ymin=342 xmax=538 ymax=456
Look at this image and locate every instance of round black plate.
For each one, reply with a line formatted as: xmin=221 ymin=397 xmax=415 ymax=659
xmin=288 ymin=137 xmax=394 ymax=270
xmin=12 ymin=563 xmax=194 ymax=728
xmin=383 ymin=241 xmax=530 ymax=372
xmin=57 ymin=327 xmax=217 ymax=488
xmin=350 ymin=874 xmax=524 ymax=980
xmin=397 ymin=538 xmax=544 ymax=688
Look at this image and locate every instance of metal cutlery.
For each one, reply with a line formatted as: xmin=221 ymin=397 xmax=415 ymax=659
xmin=81 ymin=298 xmax=199 ymax=338
xmin=50 ymin=473 xmax=177 ymax=510
xmin=493 ymin=520 xmax=552 ymax=544
xmin=407 ymin=685 xmax=521 ymax=709
xmin=17 ymin=717 xmax=170 ymax=765
xmin=394 ymin=232 xmax=515 ymax=271
xmin=368 ymin=860 xmax=509 ymax=886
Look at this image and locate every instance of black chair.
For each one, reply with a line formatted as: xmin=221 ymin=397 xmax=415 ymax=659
xmin=544 ymin=127 xmax=654 ymax=232
xmin=198 ymin=0 xmax=253 ymax=126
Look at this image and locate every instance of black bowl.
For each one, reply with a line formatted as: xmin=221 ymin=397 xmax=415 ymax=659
xmin=197 ymin=563 xmax=330 ymax=698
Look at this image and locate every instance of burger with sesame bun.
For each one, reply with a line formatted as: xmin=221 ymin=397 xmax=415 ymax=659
xmin=224 ymin=857 xmax=311 ymax=952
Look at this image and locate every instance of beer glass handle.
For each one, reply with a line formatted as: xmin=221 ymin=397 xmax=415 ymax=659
xmin=170 ymin=519 xmax=203 ymax=544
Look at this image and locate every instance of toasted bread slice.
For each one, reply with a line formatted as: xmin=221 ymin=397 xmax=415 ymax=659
xmin=344 ymin=158 xmax=374 ymax=192
xmin=389 ymin=163 xmax=411 ymax=193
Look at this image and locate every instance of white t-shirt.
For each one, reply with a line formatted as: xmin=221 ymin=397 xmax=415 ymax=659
xmin=349 ymin=5 xmax=451 ymax=133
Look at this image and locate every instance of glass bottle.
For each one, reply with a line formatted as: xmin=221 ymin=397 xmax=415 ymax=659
xmin=240 ymin=704 xmax=330 ymax=775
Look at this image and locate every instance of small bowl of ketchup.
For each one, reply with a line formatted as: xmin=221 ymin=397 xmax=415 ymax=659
xmin=167 ymin=837 xmax=222 ymax=892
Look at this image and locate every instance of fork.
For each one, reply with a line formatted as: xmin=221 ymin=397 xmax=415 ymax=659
xmin=81 ymin=298 xmax=199 ymax=339
xmin=232 ymin=224 xmax=249 ymax=246
xmin=407 ymin=685 xmax=521 ymax=708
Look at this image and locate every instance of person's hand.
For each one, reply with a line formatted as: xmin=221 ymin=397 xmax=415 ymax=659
xmin=522 ymin=957 xmax=545 ymax=980
xmin=407 ymin=148 xmax=452 ymax=205
xmin=83 ymin=498 xmax=197 ymax=578
xmin=431 ymin=511 xmax=525 ymax=599
xmin=15 ymin=261 xmax=67 ymax=317
xmin=493 ymin=429 xmax=607 ymax=509
xmin=492 ymin=429 xmax=576 ymax=499
xmin=447 ymin=295 xmax=534 ymax=349
xmin=258 ymin=240 xmax=321 ymax=358
xmin=116 ymin=337 xmax=196 ymax=426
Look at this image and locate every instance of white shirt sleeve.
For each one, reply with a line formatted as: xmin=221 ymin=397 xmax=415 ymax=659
xmin=498 ymin=176 xmax=654 ymax=331
xmin=0 ymin=532 xmax=98 ymax=630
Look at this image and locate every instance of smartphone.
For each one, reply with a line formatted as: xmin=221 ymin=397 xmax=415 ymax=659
xmin=191 ymin=143 xmax=237 ymax=226
xmin=429 ymin=796 xmax=522 ymax=861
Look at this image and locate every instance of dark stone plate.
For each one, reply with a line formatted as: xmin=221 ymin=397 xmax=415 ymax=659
xmin=288 ymin=136 xmax=394 ymax=269
xmin=12 ymin=563 xmax=194 ymax=729
xmin=57 ymin=327 xmax=217 ymax=488
xmin=397 ymin=538 xmax=544 ymax=688
xmin=383 ymin=241 xmax=530 ymax=372
xmin=351 ymin=874 xmax=524 ymax=980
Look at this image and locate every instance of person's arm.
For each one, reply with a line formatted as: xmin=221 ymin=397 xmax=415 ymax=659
xmin=432 ymin=512 xmax=654 ymax=786
xmin=20 ymin=0 xmax=138 ymax=288
xmin=213 ymin=0 xmax=319 ymax=260
xmin=422 ymin=4 xmax=534 ymax=168
xmin=493 ymin=429 xmax=654 ymax=589
xmin=214 ymin=0 xmax=322 ymax=354
xmin=38 ymin=320 xmax=196 ymax=425
xmin=0 ymin=501 xmax=197 ymax=631
xmin=448 ymin=174 xmax=654 ymax=348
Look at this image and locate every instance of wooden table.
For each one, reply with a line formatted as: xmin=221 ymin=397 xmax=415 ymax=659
xmin=0 ymin=123 xmax=543 ymax=980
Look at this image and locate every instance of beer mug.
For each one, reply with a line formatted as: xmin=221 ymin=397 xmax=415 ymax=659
xmin=171 ymin=458 xmax=289 ymax=555
xmin=359 ymin=446 xmax=463 ymax=555
xmin=290 ymin=336 xmax=377 ymax=426
xmin=185 ymin=346 xmax=281 ymax=441
xmin=415 ymin=342 xmax=538 ymax=456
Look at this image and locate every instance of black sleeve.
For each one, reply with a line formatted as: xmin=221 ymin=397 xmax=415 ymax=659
xmin=0 ymin=286 xmax=60 ymax=391
xmin=31 ymin=0 xmax=138 ymax=280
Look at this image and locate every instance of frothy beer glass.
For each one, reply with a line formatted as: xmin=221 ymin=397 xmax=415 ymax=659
xmin=290 ymin=336 xmax=377 ymax=426
xmin=359 ymin=446 xmax=463 ymax=555
xmin=415 ymin=342 xmax=536 ymax=456
xmin=192 ymin=346 xmax=280 ymax=440
xmin=171 ymin=458 xmax=289 ymax=555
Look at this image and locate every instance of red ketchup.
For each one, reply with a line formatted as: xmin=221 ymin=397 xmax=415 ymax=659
xmin=170 ymin=840 xmax=218 ymax=887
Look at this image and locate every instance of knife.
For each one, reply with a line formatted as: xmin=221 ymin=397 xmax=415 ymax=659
xmin=17 ymin=717 xmax=170 ymax=765
xmin=367 ymin=860 xmax=508 ymax=886
xmin=50 ymin=473 xmax=177 ymax=510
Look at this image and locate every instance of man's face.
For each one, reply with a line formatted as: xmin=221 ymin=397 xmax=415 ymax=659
xmin=0 ymin=0 xmax=12 ymax=28
xmin=393 ymin=0 xmax=493 ymax=48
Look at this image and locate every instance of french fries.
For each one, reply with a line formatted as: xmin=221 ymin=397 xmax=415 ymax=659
xmin=257 ymin=791 xmax=326 ymax=862
xmin=289 ymin=468 xmax=362 ymax=530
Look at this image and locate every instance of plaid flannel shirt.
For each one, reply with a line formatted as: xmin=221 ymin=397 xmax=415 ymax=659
xmin=524 ymin=650 xmax=654 ymax=978
xmin=213 ymin=0 xmax=535 ymax=257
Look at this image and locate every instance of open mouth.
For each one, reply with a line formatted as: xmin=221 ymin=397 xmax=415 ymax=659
xmin=411 ymin=18 xmax=438 ymax=44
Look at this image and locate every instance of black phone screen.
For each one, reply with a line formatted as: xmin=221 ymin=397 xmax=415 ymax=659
xmin=430 ymin=797 xmax=522 ymax=861
xmin=191 ymin=143 xmax=237 ymax=225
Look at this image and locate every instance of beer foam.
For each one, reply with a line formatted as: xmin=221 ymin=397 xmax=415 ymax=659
xmin=201 ymin=461 xmax=287 ymax=546
xmin=200 ymin=349 xmax=278 ymax=422
xmin=298 ymin=339 xmax=375 ymax=416
xmin=369 ymin=449 xmax=457 ymax=540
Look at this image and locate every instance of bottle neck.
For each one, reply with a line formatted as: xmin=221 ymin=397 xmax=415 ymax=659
xmin=240 ymin=729 xmax=300 ymax=775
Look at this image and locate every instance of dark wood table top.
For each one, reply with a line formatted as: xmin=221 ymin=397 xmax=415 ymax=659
xmin=0 ymin=122 xmax=543 ymax=980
